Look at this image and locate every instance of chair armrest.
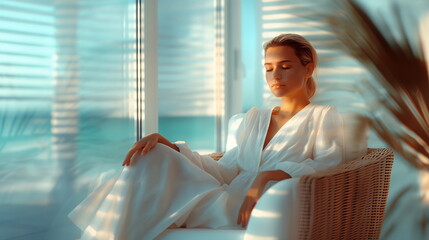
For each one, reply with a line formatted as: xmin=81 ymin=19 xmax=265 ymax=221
xmin=297 ymin=148 xmax=394 ymax=240
xmin=245 ymin=177 xmax=302 ymax=240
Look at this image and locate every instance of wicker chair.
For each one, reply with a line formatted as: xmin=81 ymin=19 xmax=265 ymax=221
xmin=297 ymin=148 xmax=394 ymax=240
xmin=158 ymin=148 xmax=394 ymax=240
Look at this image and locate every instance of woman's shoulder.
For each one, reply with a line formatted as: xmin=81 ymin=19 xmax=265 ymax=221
xmin=310 ymin=104 xmax=342 ymax=126
xmin=237 ymin=107 xmax=270 ymax=125
xmin=245 ymin=104 xmax=337 ymax=112
xmin=229 ymin=107 xmax=263 ymax=123
xmin=310 ymin=103 xmax=340 ymax=115
xmin=244 ymin=104 xmax=340 ymax=117
xmin=243 ymin=106 xmax=268 ymax=116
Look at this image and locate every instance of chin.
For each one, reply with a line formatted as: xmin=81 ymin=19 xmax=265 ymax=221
xmin=270 ymin=90 xmax=288 ymax=98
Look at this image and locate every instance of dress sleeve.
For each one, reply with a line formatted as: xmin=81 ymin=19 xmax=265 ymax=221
xmin=172 ymin=110 xmax=248 ymax=184
xmin=274 ymin=106 xmax=344 ymax=178
xmin=172 ymin=140 xmax=228 ymax=184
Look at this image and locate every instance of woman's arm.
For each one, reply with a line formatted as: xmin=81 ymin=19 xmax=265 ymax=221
xmin=122 ymin=133 xmax=179 ymax=166
xmin=237 ymin=106 xmax=343 ymax=226
xmin=273 ymin=106 xmax=344 ymax=178
xmin=257 ymin=170 xmax=292 ymax=185
xmin=237 ymin=170 xmax=292 ymax=227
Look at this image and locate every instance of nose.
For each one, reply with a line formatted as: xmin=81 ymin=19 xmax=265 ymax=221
xmin=273 ymin=67 xmax=281 ymax=80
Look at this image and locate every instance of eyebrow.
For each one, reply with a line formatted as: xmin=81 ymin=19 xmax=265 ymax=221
xmin=264 ymin=60 xmax=294 ymax=65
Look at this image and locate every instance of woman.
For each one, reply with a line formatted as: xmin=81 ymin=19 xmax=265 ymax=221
xmin=68 ymin=33 xmax=344 ymax=240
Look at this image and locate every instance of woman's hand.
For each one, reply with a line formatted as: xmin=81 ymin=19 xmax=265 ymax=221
xmin=122 ymin=133 xmax=161 ymax=166
xmin=237 ymin=174 xmax=266 ymax=228
xmin=237 ymin=170 xmax=292 ymax=228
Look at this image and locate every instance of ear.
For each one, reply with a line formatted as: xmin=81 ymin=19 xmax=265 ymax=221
xmin=305 ymin=62 xmax=315 ymax=78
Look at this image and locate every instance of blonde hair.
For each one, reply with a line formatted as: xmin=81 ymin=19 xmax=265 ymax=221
xmin=263 ymin=33 xmax=318 ymax=99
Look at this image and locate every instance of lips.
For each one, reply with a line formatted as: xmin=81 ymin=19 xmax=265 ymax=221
xmin=272 ymin=84 xmax=285 ymax=88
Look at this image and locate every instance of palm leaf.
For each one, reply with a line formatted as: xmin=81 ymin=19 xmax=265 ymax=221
xmin=324 ymin=0 xmax=429 ymax=169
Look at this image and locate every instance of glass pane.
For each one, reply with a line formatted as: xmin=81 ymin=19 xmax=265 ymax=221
xmin=158 ymin=0 xmax=220 ymax=153
xmin=0 ymin=0 xmax=137 ymax=239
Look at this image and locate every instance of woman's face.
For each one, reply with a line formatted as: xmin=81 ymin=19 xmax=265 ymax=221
xmin=264 ymin=46 xmax=313 ymax=98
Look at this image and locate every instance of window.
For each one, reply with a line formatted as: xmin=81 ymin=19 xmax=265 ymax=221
xmin=157 ymin=0 xmax=226 ymax=153
xmin=0 ymin=0 xmax=136 ymax=205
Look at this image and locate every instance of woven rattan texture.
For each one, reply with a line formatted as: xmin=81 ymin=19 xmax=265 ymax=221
xmin=297 ymin=148 xmax=394 ymax=240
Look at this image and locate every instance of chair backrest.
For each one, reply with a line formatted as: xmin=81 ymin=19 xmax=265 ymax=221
xmin=297 ymin=148 xmax=394 ymax=240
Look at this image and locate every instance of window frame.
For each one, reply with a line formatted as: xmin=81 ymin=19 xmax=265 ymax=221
xmin=139 ymin=0 xmax=242 ymax=152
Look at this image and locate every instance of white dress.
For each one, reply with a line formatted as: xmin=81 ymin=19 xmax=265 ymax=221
xmin=68 ymin=103 xmax=344 ymax=240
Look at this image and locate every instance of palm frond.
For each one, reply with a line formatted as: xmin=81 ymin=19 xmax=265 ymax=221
xmin=325 ymin=0 xmax=429 ymax=169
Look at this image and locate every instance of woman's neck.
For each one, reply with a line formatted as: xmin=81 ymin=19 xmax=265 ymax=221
xmin=278 ymin=97 xmax=310 ymax=117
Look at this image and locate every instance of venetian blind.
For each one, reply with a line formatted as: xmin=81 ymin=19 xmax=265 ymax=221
xmin=157 ymin=0 xmax=225 ymax=152
xmin=0 ymin=0 xmax=136 ymax=204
